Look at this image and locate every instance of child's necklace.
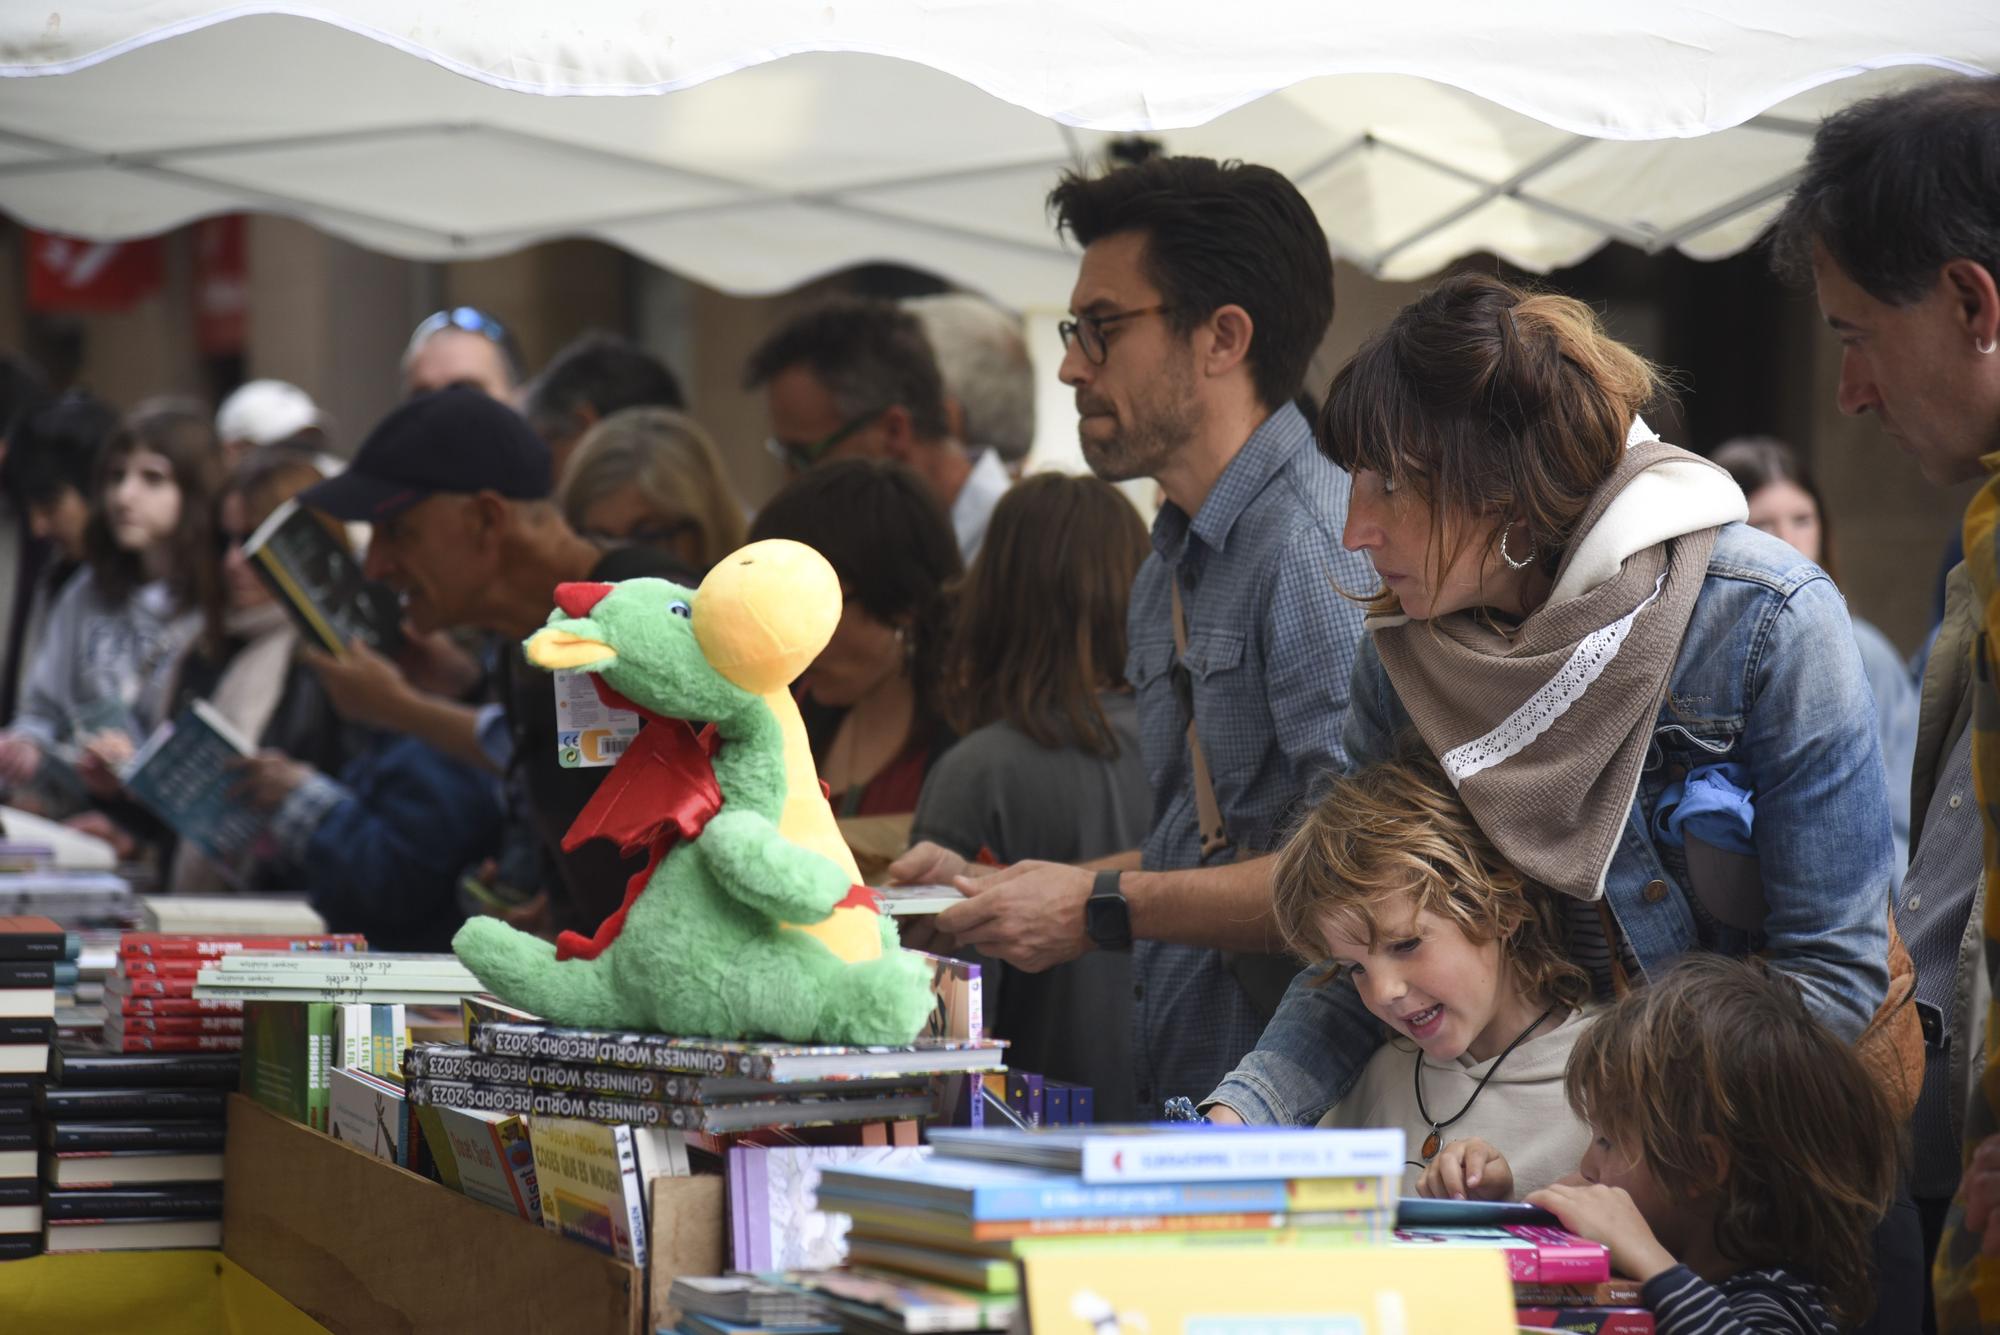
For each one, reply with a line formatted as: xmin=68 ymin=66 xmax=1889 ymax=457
xmin=1412 ymin=1004 xmax=1560 ymax=1162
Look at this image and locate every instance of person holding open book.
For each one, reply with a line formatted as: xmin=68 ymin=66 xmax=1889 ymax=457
xmin=0 ymin=398 xmax=222 ymax=807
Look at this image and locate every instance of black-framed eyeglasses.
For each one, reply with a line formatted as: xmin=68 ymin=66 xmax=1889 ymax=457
xmin=763 ymin=406 xmax=891 ymax=473
xmin=582 ymin=517 xmax=701 ymax=551
xmin=1058 ymin=305 xmax=1175 ymax=365
xmin=411 ymin=306 xmax=512 ymax=348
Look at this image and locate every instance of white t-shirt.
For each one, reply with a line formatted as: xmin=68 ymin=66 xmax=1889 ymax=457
xmin=1318 ymin=1007 xmax=1597 ymax=1197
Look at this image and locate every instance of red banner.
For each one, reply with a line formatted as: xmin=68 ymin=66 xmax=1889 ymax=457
xmin=25 ymin=230 xmax=164 ymax=314
xmin=194 ymin=215 xmax=248 ymax=356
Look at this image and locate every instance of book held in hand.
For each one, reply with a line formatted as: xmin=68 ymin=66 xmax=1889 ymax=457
xmin=243 ymin=496 xmax=403 ymax=657
xmin=119 ymin=702 xmax=263 ymax=864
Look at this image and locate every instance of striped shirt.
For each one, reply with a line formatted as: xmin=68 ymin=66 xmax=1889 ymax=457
xmin=1641 ymin=1265 xmax=1836 ymax=1335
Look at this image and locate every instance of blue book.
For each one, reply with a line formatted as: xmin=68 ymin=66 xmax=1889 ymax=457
xmin=120 ymin=701 xmax=264 ymax=865
xmin=815 ymin=1155 xmax=1312 ymax=1221
xmin=924 ymin=1125 xmax=1405 ymax=1184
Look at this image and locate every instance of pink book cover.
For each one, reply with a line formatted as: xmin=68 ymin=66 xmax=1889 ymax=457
xmin=1504 ymin=1224 xmax=1612 ymax=1284
xmin=1516 ymin=1307 xmax=1654 ymax=1334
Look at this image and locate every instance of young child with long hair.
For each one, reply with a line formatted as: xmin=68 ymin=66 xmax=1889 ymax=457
xmin=1505 ymin=954 xmax=1899 ymax=1334
xmin=1272 ymin=745 xmax=1596 ymax=1199
xmin=0 ymin=398 xmax=220 ymax=799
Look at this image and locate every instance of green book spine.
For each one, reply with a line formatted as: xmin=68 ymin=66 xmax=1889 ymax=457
xmin=308 ymin=1002 xmax=335 ymax=1132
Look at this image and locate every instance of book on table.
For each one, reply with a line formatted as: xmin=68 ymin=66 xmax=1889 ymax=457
xmin=138 ymin=895 xmax=329 ymax=937
xmin=43 ymin=1149 xmax=225 ymax=1187
xmin=728 ymin=1143 xmax=929 ymax=1272
xmin=467 ymin=1021 xmax=1005 ymax=1082
xmin=42 ymin=1215 xmax=222 ymax=1252
xmin=408 ymin=1075 xmax=937 ymax=1133
xmin=528 ymin=1114 xmax=691 ymax=1267
xmin=242 ymin=496 xmax=404 ymax=658
xmin=925 ymin=1124 xmax=1405 ymax=1184
xmin=42 ymin=1183 xmax=224 ymax=1219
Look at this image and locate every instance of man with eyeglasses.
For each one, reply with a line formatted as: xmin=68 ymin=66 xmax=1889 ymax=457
xmin=403 ymin=306 xmax=521 ymax=401
xmin=744 ymin=299 xmax=1010 ymax=562
xmin=892 ymin=155 xmax=1372 ymax=1115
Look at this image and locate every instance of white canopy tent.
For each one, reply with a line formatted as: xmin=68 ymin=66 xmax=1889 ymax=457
xmin=0 ymin=3 xmax=1996 ymax=308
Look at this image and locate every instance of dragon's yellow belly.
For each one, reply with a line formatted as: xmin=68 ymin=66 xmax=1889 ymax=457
xmin=781 ymin=905 xmax=883 ymax=963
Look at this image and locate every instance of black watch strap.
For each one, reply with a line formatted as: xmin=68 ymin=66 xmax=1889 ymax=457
xmin=1086 ymin=869 xmax=1133 ymax=952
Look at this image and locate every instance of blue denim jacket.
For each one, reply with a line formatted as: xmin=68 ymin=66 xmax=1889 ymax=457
xmin=1208 ymin=521 xmax=1894 ymax=1125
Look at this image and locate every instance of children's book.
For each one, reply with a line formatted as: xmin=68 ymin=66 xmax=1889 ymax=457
xmin=926 ymin=1125 xmax=1404 ymax=1186
xmin=242 ymin=496 xmax=403 ymax=657
xmin=329 ymin=1066 xmax=413 ymax=1166
xmin=786 ymin=1268 xmax=1017 ymax=1334
xmin=528 ymin=1115 xmax=689 ymax=1267
xmin=417 ymin=1102 xmax=539 ymax=1221
xmin=1016 ymin=1242 xmax=1516 ymax=1335
xmin=816 ymin=1155 xmax=1392 ymax=1222
xmin=119 ymin=702 xmax=264 ymax=864
xmin=1391 ymin=1223 xmax=1611 ymax=1285
xmin=728 ymin=1143 xmax=929 ymax=1271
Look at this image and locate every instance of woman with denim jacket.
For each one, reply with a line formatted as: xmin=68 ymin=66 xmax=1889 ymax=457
xmin=1204 ymin=273 xmax=1910 ymax=1324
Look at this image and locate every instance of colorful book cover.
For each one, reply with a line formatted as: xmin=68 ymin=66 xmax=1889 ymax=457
xmin=528 ymin=1116 xmax=648 ymax=1265
xmin=119 ymin=701 xmax=264 ymax=864
xmin=817 ymin=1156 xmax=1396 ymax=1222
xmin=728 ymin=1143 xmax=929 ymax=1271
xmin=242 ymin=496 xmax=403 ymax=657
xmin=117 ymin=933 xmax=365 ymax=958
xmin=426 ymin=1104 xmax=538 ymax=1221
xmin=1390 ymin=1225 xmax=1611 ymax=1285
xmin=928 ymin=1126 xmax=1406 ymax=1186
xmin=826 ymin=1197 xmax=1384 ymax=1244
xmin=1513 ymin=1280 xmax=1645 ymax=1307
xmin=1016 ymin=1243 xmax=1516 ymax=1334
xmin=1516 ymin=1307 xmax=1655 ymax=1333
xmin=329 ymin=1067 xmax=411 ymax=1165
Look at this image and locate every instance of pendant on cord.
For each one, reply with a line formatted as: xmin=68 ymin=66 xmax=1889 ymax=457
xmin=1421 ymin=1127 xmax=1442 ymax=1161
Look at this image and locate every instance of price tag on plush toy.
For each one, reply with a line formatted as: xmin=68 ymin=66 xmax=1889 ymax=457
xmin=552 ymin=667 xmax=642 ymax=768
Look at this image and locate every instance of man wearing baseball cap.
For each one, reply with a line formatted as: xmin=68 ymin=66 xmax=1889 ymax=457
xmin=300 ymin=386 xmax=689 ymax=936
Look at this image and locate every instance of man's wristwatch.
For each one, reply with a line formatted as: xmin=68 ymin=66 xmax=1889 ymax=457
xmin=1085 ymin=870 xmax=1133 ymax=952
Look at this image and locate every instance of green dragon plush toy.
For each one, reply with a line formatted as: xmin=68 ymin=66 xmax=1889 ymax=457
xmin=451 ymin=539 xmax=935 ymax=1046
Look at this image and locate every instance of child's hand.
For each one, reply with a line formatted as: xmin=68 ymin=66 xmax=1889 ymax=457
xmin=1525 ymin=1182 xmax=1678 ymax=1283
xmin=1419 ymin=1138 xmax=1514 ymax=1201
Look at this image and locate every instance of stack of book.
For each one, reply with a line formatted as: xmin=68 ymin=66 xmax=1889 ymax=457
xmin=0 ymin=868 xmax=137 ymax=930
xmin=405 ymin=1019 xmax=1007 ymax=1138
xmin=669 ymin=1275 xmax=836 ymax=1335
xmin=37 ymin=1043 xmax=236 ymax=1253
xmin=107 ymin=931 xmax=366 ymax=1053
xmin=794 ymin=1126 xmax=1404 ymax=1334
xmin=192 ymin=949 xmax=481 ymax=1008
xmin=1388 ymin=1203 xmax=1640 ymax=1331
xmin=0 ymin=916 xmax=61 ymax=1260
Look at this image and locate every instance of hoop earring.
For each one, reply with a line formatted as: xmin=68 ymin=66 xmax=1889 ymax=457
xmin=1499 ymin=523 xmax=1535 ymax=571
xmin=1979 ymin=337 xmax=1998 ymax=356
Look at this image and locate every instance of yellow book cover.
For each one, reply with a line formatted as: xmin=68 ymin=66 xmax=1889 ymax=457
xmin=1286 ymin=1177 xmax=1394 ymax=1211
xmin=1020 ymin=1242 xmax=1515 ymax=1335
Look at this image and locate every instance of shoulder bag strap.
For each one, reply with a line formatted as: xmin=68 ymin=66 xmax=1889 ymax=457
xmin=1171 ymin=577 xmax=1233 ymax=862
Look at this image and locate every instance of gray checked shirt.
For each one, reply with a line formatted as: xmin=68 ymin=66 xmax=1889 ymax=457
xmin=1125 ymin=401 xmax=1372 ymax=1112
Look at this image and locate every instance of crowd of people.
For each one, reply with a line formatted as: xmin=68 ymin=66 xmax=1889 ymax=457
xmin=1 ymin=73 xmax=1998 ymax=1334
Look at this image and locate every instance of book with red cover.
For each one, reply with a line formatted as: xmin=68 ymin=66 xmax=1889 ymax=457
xmin=0 ymin=916 xmax=64 ymax=962
xmin=106 ymin=974 xmax=196 ymax=1000
xmin=109 ymin=1014 xmax=244 ymax=1035
xmin=1517 ymin=1307 xmax=1655 ymax=1333
xmin=118 ymin=933 xmax=365 ymax=958
xmin=118 ymin=958 xmax=206 ymax=978
xmin=118 ymin=997 xmax=242 ymax=1017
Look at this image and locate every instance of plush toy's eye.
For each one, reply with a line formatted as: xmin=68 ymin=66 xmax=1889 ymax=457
xmin=668 ymin=600 xmax=692 ymax=619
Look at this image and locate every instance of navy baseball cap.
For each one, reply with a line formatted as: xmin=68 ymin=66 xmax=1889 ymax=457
xmin=298 ymin=385 xmax=553 ymax=521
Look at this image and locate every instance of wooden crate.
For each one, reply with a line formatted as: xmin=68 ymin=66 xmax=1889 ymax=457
xmin=223 ymin=1094 xmax=721 ymax=1335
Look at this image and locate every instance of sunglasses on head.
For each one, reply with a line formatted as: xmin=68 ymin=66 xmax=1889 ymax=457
xmin=411 ymin=306 xmax=511 ymax=348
